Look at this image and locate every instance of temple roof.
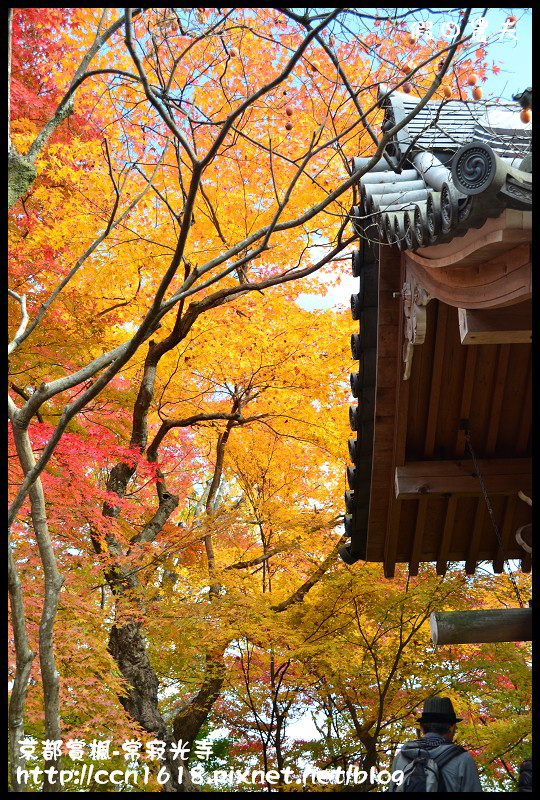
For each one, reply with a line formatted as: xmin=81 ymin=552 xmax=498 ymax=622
xmin=341 ymin=88 xmax=532 ymax=576
xmin=350 ymin=88 xmax=531 ymax=253
xmin=378 ymin=84 xmax=531 ymax=157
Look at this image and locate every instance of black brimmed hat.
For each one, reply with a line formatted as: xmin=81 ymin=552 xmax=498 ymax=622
xmin=417 ymin=697 xmax=463 ymax=724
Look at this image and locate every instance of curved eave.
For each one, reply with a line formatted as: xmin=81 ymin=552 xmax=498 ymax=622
xmin=410 ymin=209 xmax=531 ymax=270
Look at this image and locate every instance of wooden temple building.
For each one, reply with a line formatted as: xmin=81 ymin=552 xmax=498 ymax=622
xmin=341 ymin=86 xmax=532 ymax=588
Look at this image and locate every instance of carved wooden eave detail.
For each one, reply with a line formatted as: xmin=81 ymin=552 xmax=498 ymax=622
xmin=399 ymin=272 xmax=431 ymax=380
xmin=405 ymin=235 xmax=531 ymax=311
xmin=408 ymin=209 xmax=531 ymax=270
xmin=515 ymin=491 xmax=532 ymax=555
xmin=515 ymin=524 xmax=532 ymax=554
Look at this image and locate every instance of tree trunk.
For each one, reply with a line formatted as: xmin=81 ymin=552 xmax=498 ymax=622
xmin=10 ymin=413 xmax=64 ymax=791
xmin=98 ymin=342 xmax=230 ymax=791
xmin=8 ymin=547 xmax=35 ymax=792
xmin=172 ymin=649 xmax=226 ymax=749
xmin=8 ymin=149 xmax=37 ymax=210
xmin=108 ymin=620 xmax=198 ymax=792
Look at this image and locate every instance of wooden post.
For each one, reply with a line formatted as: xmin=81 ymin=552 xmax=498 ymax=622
xmin=430 ymin=609 xmax=532 ymax=645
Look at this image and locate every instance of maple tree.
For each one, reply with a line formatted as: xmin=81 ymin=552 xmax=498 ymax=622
xmin=8 ymin=7 xmax=529 ymax=793
xmin=203 ymin=566 xmax=530 ymax=793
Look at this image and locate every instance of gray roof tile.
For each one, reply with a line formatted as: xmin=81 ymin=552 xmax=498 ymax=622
xmin=350 ymin=90 xmax=532 ymax=251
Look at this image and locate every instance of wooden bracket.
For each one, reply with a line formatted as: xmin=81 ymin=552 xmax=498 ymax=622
xmin=458 ymin=300 xmax=532 ymax=344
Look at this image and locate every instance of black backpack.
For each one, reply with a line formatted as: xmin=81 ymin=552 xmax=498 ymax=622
xmin=395 ymin=744 xmax=465 ymax=792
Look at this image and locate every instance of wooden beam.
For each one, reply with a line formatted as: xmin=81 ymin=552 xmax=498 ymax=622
xmin=424 ymin=302 xmax=448 ymax=458
xmin=410 ymin=213 xmax=531 ymax=269
xmin=377 ymin=244 xmax=406 ymax=579
xmin=458 ymin=301 xmax=532 ymax=345
xmin=395 ymin=458 xmax=531 ymax=499
xmin=383 ymin=364 xmax=410 ymax=576
xmin=521 ymin=552 xmax=532 ymax=574
xmin=383 ymin=501 xmax=401 ymax=578
xmin=404 ymin=244 xmax=531 ymax=310
xmin=430 ymin=609 xmax=532 ymax=645
xmin=515 ymin=356 xmax=532 ymax=455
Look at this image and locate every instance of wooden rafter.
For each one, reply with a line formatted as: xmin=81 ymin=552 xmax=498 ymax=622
xmin=485 ymin=344 xmax=511 ymax=456
xmin=465 ymin=499 xmax=486 ymax=575
xmin=436 ymin=495 xmax=458 ymax=576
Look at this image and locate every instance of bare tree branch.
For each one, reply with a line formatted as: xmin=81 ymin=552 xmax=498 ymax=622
xmin=271 ymin=534 xmax=348 ymax=612
xmin=8 ymin=9 xmax=146 ymax=209
xmin=7 ymin=290 xmax=28 ymax=355
xmin=225 ymin=547 xmax=284 ymax=571
xmin=10 ymin=155 xmax=164 ymax=353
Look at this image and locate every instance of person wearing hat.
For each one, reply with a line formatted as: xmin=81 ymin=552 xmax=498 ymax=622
xmin=387 ymin=697 xmax=483 ymax=792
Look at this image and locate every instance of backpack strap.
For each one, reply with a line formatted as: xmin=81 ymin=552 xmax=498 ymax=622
xmin=431 ymin=744 xmax=466 ymax=792
xmin=432 ymin=744 xmax=466 ymax=770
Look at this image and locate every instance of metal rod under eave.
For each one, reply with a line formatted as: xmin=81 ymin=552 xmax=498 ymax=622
xmin=430 ymin=609 xmax=532 ymax=645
